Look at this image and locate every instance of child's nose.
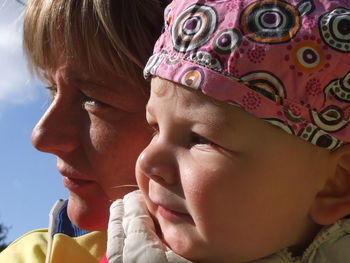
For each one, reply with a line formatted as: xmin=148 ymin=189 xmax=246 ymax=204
xmin=137 ymin=140 xmax=178 ymax=185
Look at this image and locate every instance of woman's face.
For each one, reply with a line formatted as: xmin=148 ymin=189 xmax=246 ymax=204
xmin=31 ymin=60 xmax=151 ymax=231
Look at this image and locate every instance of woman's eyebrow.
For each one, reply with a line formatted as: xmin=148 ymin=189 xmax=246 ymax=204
xmin=65 ymin=75 xmax=105 ymax=87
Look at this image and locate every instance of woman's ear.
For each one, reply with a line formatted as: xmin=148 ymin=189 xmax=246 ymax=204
xmin=310 ymin=143 xmax=350 ymax=225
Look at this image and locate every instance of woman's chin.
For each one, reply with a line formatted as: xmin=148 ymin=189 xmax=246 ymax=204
xmin=67 ymin=192 xmax=110 ymax=231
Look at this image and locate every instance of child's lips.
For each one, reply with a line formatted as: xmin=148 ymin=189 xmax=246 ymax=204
xmin=149 ymin=193 xmax=188 ymax=214
xmin=148 ymin=182 xmax=193 ymax=222
xmin=155 ymin=201 xmax=188 ymax=214
xmin=149 ymin=195 xmax=193 ymax=223
xmin=156 ymin=203 xmax=193 ymax=223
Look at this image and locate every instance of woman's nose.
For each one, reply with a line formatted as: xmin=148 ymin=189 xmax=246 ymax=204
xmin=31 ymin=95 xmax=82 ymax=155
xmin=137 ymin=139 xmax=178 ymax=185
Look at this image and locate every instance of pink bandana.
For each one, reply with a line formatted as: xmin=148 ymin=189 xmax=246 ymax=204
xmin=144 ymin=0 xmax=350 ymax=150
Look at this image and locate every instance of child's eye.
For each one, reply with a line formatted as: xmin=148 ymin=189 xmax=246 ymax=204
xmin=190 ymin=133 xmax=213 ymax=146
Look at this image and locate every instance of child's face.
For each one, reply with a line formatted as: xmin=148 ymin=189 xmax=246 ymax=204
xmin=136 ymin=77 xmax=331 ymax=262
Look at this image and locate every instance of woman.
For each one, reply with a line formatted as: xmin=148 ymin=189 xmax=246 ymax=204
xmin=0 ymin=0 xmax=166 ymax=262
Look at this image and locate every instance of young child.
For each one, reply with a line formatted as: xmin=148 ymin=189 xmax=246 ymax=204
xmin=108 ymin=0 xmax=350 ymax=262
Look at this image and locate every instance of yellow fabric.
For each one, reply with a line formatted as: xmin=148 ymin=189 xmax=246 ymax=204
xmin=0 ymin=229 xmax=107 ymax=263
xmin=49 ymin=231 xmax=107 ymax=263
xmin=0 ymin=229 xmax=48 ymax=263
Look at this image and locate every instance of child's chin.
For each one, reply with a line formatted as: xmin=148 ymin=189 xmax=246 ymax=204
xmin=162 ymin=230 xmax=203 ymax=261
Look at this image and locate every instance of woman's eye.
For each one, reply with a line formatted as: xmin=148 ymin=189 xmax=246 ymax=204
xmin=83 ymin=97 xmax=102 ymax=106
xmin=45 ymin=85 xmax=57 ymax=101
xmin=82 ymin=95 xmax=108 ymax=111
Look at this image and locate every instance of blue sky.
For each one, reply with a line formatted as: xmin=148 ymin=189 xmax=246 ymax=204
xmin=0 ymin=0 xmax=67 ymax=243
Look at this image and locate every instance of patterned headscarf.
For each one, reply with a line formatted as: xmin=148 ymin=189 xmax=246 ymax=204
xmin=144 ymin=0 xmax=350 ymax=150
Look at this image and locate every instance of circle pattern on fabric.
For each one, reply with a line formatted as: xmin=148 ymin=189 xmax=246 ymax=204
xmin=283 ymin=108 xmax=304 ymax=123
xmin=292 ymin=41 xmax=324 ymax=72
xmin=324 ymin=71 xmax=350 ymax=102
xmin=240 ymin=0 xmax=301 ymax=44
xmin=343 ymin=71 xmax=350 ymax=90
xmin=265 ymin=118 xmax=295 ymax=134
xmin=312 ymin=132 xmax=338 ymax=149
xmin=188 ymin=51 xmax=223 ymax=71
xmin=311 ymin=106 xmax=347 ymax=132
xmin=166 ymin=55 xmax=181 ymax=65
xmin=144 ymin=52 xmax=165 ymax=78
xmin=213 ymin=28 xmax=243 ymax=54
xmin=179 ymin=67 xmax=205 ymax=89
xmin=300 ymin=124 xmax=340 ymax=149
xmin=240 ymin=71 xmax=286 ymax=103
xmin=172 ymin=4 xmax=217 ymax=53
xmin=319 ymin=7 xmax=350 ymax=53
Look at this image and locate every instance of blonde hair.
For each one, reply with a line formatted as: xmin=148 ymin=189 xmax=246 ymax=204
xmin=23 ymin=0 xmax=164 ymax=88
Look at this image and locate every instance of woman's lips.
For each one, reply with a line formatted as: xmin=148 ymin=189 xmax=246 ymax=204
xmin=62 ymin=176 xmax=95 ymax=190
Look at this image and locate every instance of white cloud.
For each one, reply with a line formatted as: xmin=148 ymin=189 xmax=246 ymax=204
xmin=0 ymin=0 xmax=40 ymax=107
